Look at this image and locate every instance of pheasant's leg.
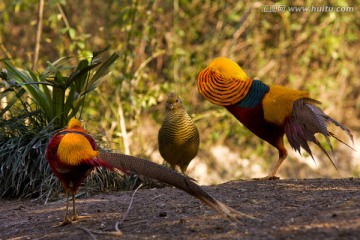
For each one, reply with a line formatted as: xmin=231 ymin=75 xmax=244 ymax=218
xmin=71 ymin=191 xmax=78 ymax=221
xmin=63 ymin=189 xmax=72 ymax=223
xmin=254 ymin=147 xmax=288 ymax=180
xmin=71 ymin=191 xmax=90 ymax=222
xmin=54 ymin=189 xmax=72 ymax=226
xmin=266 ymin=150 xmax=287 ymax=179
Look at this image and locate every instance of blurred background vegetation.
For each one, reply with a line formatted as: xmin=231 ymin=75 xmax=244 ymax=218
xmin=0 ymin=0 xmax=359 ymax=199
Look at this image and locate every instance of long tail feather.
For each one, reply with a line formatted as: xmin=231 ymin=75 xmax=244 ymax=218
xmin=313 ymin=137 xmax=340 ymax=176
xmin=329 ymin=132 xmax=356 ymax=151
xmin=326 ymin=120 xmax=354 ymax=144
xmin=98 ymin=151 xmax=257 ymax=223
xmin=285 ymin=98 xmax=354 ymax=172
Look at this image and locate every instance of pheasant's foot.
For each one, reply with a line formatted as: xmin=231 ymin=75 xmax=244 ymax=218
xmin=253 ymin=175 xmax=280 ymax=180
xmin=53 ymin=217 xmax=72 ymax=227
xmin=72 ymin=215 xmax=91 ymax=222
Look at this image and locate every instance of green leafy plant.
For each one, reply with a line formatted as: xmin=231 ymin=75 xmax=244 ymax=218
xmin=0 ymin=48 xmax=126 ymax=199
xmin=1 ymin=47 xmax=119 ymax=128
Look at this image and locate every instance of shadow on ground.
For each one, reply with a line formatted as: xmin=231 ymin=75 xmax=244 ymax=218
xmin=1 ymin=178 xmax=360 ymax=240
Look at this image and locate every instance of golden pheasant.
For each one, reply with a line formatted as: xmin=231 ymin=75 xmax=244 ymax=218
xmin=197 ymin=57 xmax=353 ymax=180
xmin=158 ymin=93 xmax=200 ymax=173
xmin=46 ymin=117 xmax=251 ymax=226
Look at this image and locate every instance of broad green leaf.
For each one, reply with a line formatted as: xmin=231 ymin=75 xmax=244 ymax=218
xmin=64 ymin=86 xmax=76 ymax=120
xmin=52 ymin=72 xmax=66 ymax=128
xmin=89 ymin=52 xmax=120 ymax=86
xmin=93 ymin=45 xmax=111 ymax=58
xmin=84 ymin=53 xmax=120 ymax=95
xmin=1 ymin=48 xmax=118 ymax=128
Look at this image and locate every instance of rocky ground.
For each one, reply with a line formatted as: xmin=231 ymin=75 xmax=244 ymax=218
xmin=1 ymin=178 xmax=360 ymax=240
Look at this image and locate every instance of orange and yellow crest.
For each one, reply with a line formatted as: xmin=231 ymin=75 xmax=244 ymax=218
xmin=68 ymin=117 xmax=82 ymax=128
xmin=207 ymin=57 xmax=248 ymax=81
xmin=197 ymin=57 xmax=253 ymax=106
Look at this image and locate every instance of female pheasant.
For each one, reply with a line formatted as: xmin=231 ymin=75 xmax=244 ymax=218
xmin=197 ymin=57 xmax=353 ymax=180
xmin=46 ymin=117 xmax=250 ymax=226
xmin=158 ymin=93 xmax=200 ymax=173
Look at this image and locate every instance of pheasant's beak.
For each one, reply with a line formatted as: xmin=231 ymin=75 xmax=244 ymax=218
xmin=166 ymin=102 xmax=174 ymax=111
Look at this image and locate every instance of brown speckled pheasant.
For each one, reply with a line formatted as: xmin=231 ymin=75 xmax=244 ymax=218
xmin=158 ymin=93 xmax=200 ymax=173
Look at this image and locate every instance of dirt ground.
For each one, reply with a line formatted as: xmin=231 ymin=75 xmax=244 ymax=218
xmin=1 ymin=178 xmax=360 ymax=240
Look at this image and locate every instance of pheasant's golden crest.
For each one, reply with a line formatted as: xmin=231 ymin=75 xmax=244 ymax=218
xmin=197 ymin=57 xmax=253 ymax=106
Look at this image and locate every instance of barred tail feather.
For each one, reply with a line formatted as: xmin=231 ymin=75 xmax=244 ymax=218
xmin=98 ymin=151 xmax=257 ymax=223
xmin=285 ymin=98 xmax=354 ymax=171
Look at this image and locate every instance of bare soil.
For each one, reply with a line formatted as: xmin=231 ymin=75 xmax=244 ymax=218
xmin=1 ymin=178 xmax=360 ymax=240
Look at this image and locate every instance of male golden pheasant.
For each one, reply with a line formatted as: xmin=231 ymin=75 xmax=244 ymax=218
xmin=158 ymin=93 xmax=200 ymax=173
xmin=46 ymin=117 xmax=251 ymax=226
xmin=197 ymin=57 xmax=353 ymax=180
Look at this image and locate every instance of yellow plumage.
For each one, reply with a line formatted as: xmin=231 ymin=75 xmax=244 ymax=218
xmin=57 ymin=133 xmax=98 ymax=166
xmin=262 ymin=85 xmax=309 ymax=125
xmin=208 ymin=57 xmax=249 ymax=81
xmin=68 ymin=118 xmax=82 ymax=128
